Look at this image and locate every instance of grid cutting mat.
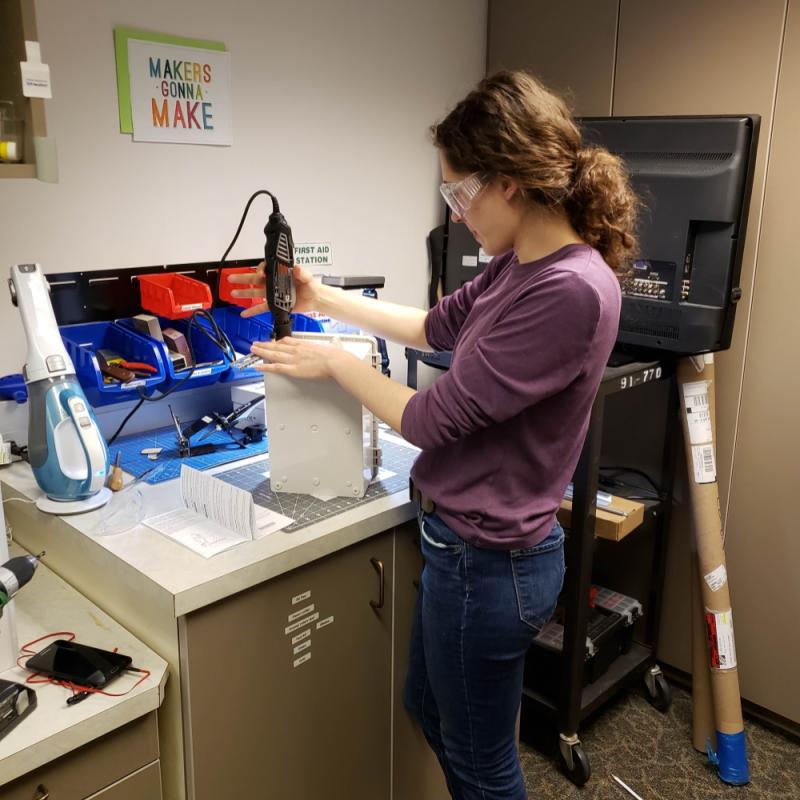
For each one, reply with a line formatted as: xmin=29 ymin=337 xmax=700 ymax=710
xmin=214 ymin=436 xmax=418 ymax=532
xmin=111 ymin=425 xmax=268 ymax=483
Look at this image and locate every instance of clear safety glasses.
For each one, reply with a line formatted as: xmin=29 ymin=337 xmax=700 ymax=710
xmin=439 ymin=172 xmax=490 ymax=217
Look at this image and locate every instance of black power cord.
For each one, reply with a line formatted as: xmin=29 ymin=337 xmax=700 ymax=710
xmin=108 ymin=189 xmax=281 ymax=446
xmin=598 ymin=466 xmax=664 ymax=501
xmin=219 ymin=190 xmax=279 ymax=265
xmin=107 ymin=309 xmax=236 ymax=446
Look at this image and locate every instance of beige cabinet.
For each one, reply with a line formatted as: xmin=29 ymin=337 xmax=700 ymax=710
xmin=4 ymin=713 xmax=161 ymax=800
xmin=182 ymin=531 xmax=395 ymax=800
xmin=181 ymin=524 xmax=452 ymax=800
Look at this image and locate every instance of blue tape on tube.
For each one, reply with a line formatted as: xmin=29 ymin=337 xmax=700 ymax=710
xmin=707 ymin=731 xmax=750 ymax=785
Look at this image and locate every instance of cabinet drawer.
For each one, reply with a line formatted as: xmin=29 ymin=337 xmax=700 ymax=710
xmin=86 ymin=761 xmax=161 ymax=800
xmin=3 ymin=712 xmax=158 ymax=800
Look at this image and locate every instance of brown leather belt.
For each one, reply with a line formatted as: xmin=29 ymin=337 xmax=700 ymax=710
xmin=409 ymin=480 xmax=436 ymax=514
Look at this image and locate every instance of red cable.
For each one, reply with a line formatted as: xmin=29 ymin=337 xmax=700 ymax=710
xmin=17 ymin=631 xmax=151 ymax=701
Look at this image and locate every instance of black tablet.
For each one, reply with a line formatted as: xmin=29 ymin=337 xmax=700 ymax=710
xmin=25 ymin=640 xmax=132 ymax=688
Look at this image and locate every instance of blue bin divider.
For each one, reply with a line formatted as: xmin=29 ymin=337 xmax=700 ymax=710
xmin=60 ymin=321 xmax=167 ymax=407
xmin=210 ymin=308 xmax=325 ymax=384
xmin=116 ymin=316 xmax=231 ymax=391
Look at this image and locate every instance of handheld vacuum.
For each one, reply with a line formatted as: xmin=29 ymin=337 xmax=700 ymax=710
xmin=8 ymin=264 xmax=111 ymax=514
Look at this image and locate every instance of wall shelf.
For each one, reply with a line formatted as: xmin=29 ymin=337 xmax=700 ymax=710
xmin=0 ymin=162 xmax=36 ymax=179
xmin=0 ymin=0 xmax=48 ymax=180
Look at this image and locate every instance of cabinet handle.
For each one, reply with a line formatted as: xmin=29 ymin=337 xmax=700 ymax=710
xmin=34 ymin=785 xmax=50 ymax=800
xmin=370 ymin=558 xmax=385 ymax=610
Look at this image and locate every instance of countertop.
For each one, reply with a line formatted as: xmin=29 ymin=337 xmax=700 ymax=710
xmin=0 ymin=543 xmax=169 ymax=785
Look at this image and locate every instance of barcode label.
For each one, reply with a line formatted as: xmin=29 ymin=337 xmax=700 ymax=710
xmin=181 ymin=302 xmax=204 ymax=311
xmin=691 ymin=444 xmax=717 ymax=484
xmin=682 ymin=380 xmax=713 ymax=445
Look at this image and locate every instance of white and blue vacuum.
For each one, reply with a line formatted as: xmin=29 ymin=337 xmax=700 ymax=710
xmin=8 ymin=264 xmax=111 ymax=514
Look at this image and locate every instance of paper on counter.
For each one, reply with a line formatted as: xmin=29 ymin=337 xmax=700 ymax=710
xmin=144 ymin=465 xmax=294 ymax=557
xmin=144 ymin=507 xmax=248 ymax=558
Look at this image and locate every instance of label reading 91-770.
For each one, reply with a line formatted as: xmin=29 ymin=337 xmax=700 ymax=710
xmin=618 ymin=366 xmax=661 ymax=391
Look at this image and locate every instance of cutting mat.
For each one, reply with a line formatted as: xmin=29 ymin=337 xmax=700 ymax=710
xmin=111 ymin=425 xmax=268 ymax=484
xmin=214 ymin=435 xmax=418 ymax=532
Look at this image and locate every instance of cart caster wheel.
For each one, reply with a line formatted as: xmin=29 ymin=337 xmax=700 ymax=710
xmin=559 ymin=741 xmax=591 ymax=787
xmin=645 ymin=670 xmax=672 ymax=713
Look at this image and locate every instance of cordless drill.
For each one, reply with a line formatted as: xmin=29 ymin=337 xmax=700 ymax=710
xmin=0 ymin=553 xmax=44 ymax=615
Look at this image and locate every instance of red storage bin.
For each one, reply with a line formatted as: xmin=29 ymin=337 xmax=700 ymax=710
xmin=138 ymin=273 xmax=212 ymax=319
xmin=219 ymin=266 xmax=263 ymax=308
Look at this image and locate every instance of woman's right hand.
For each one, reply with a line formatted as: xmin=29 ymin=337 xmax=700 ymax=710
xmin=226 ymin=262 xmax=321 ymax=318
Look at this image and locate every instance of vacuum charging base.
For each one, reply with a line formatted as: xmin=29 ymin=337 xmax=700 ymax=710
xmin=36 ymin=488 xmax=112 ymax=516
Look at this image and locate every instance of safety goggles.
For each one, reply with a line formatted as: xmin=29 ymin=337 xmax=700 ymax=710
xmin=439 ymin=172 xmax=490 ymax=217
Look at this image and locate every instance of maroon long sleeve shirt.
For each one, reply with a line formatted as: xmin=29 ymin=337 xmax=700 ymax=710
xmin=401 ymin=244 xmax=621 ymax=549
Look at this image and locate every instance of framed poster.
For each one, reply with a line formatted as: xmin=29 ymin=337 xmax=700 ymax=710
xmin=114 ymin=28 xmax=232 ymax=146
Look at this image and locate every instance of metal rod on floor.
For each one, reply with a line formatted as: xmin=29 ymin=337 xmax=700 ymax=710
xmin=611 ymin=774 xmax=645 ymax=800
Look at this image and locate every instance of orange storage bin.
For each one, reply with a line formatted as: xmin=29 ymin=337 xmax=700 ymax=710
xmin=138 ymin=273 xmax=212 ymax=319
xmin=219 ymin=266 xmax=263 ymax=308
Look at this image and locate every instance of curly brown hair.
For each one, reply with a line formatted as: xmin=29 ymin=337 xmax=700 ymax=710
xmin=431 ymin=70 xmax=639 ymax=272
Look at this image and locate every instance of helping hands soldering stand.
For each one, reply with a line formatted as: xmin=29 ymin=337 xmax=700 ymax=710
xmin=168 ymin=394 xmax=266 ymax=458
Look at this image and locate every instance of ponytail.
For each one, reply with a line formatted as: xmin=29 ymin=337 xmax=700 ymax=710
xmin=565 ymin=146 xmax=639 ymax=272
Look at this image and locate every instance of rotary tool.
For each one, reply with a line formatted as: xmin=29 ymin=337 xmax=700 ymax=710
xmin=263 ymin=206 xmax=295 ymax=340
xmin=219 ymin=190 xmax=296 ymax=340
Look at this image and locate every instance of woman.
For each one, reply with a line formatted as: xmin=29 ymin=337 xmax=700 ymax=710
xmin=230 ymin=70 xmax=637 ymax=799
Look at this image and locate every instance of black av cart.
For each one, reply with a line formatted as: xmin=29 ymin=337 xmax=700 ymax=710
xmin=405 ymin=349 xmax=679 ymax=787
xmin=527 ymin=355 xmax=678 ymax=786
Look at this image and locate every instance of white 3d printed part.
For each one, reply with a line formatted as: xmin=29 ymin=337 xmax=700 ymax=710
xmin=265 ymin=333 xmax=381 ymax=499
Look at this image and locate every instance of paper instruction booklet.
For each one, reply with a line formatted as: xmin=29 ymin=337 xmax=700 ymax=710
xmin=144 ymin=465 xmax=293 ymax=557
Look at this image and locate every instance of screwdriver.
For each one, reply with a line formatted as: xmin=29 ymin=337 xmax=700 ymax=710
xmin=108 ymin=452 xmax=124 ymax=492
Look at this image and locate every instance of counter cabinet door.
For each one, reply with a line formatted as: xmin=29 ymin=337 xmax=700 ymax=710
xmin=392 ymin=521 xmax=451 ymax=800
xmin=181 ymin=531 xmax=394 ymax=800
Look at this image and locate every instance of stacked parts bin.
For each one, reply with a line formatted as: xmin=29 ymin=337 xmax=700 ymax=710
xmin=117 ymin=316 xmax=230 ymax=390
xmin=127 ymin=272 xmax=228 ymax=389
xmin=137 ymin=272 xmax=212 ymax=319
xmin=59 ymin=321 xmax=167 ymax=407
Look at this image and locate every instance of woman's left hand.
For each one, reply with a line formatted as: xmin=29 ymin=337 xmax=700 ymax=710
xmin=250 ymin=337 xmax=350 ymax=380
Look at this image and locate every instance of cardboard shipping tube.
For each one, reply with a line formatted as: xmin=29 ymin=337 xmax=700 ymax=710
xmin=677 ymin=355 xmax=749 ymax=784
xmin=692 ymin=547 xmax=716 ymax=753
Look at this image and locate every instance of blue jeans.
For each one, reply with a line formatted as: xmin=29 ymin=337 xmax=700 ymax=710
xmin=404 ymin=512 xmax=565 ymax=800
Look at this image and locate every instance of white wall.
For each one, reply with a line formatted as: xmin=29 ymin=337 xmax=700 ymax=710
xmin=0 ymin=0 xmax=487 ymax=381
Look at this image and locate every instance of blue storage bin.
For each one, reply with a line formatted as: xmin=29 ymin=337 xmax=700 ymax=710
xmin=117 ymin=315 xmax=232 ymax=391
xmin=214 ymin=307 xmax=324 ymax=349
xmin=0 ymin=373 xmax=27 ymax=403
xmin=211 ymin=308 xmax=325 ymax=384
xmin=60 ymin=321 xmax=167 ymax=407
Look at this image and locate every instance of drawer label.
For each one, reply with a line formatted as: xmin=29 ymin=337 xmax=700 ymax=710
xmin=284 ymin=612 xmax=320 ymax=635
xmin=288 ymin=604 xmax=315 ymax=622
xmin=292 ymin=590 xmax=311 ymax=605
xmin=291 ymin=629 xmax=311 ymax=645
